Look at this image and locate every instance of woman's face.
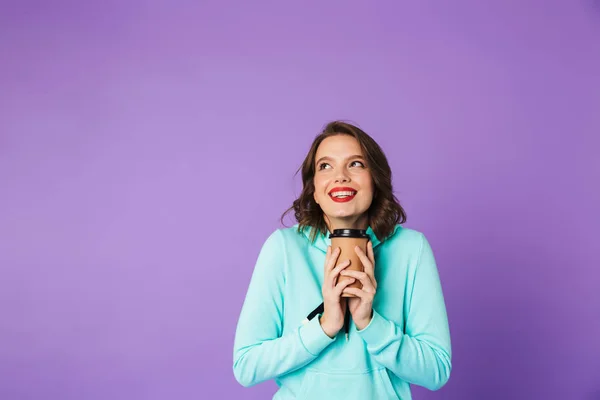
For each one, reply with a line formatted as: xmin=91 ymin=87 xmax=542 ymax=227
xmin=313 ymin=134 xmax=374 ymax=230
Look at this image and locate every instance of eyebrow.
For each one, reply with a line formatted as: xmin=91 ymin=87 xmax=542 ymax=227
xmin=315 ymin=155 xmax=365 ymax=165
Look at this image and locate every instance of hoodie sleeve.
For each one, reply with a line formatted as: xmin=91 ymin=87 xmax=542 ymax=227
xmin=356 ymin=233 xmax=452 ymax=391
xmin=233 ymin=230 xmax=335 ymax=387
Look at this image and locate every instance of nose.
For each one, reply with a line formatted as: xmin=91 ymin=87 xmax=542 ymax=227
xmin=334 ymin=169 xmax=350 ymax=183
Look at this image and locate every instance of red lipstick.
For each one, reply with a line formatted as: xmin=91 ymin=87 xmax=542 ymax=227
xmin=328 ymin=187 xmax=357 ymax=203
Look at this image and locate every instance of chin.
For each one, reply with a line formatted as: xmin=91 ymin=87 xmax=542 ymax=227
xmin=333 ymin=210 xmax=358 ymax=218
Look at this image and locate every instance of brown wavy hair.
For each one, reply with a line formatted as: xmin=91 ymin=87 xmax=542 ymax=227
xmin=280 ymin=121 xmax=407 ymax=243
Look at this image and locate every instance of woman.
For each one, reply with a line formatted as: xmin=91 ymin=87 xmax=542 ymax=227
xmin=233 ymin=121 xmax=451 ymax=399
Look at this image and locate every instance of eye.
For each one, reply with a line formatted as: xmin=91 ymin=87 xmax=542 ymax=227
xmin=350 ymin=160 xmax=365 ymax=168
xmin=318 ymin=162 xmax=331 ymax=170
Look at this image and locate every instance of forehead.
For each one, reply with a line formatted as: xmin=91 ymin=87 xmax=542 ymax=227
xmin=315 ymin=135 xmax=363 ymax=158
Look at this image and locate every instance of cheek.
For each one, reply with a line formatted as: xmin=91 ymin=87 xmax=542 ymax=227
xmin=314 ymin=176 xmax=328 ymax=190
xmin=361 ymin=178 xmax=374 ymax=200
xmin=358 ymin=174 xmax=373 ymax=189
xmin=313 ymin=178 xmax=325 ymax=199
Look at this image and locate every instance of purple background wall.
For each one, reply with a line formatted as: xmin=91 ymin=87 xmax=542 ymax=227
xmin=1 ymin=1 xmax=599 ymax=399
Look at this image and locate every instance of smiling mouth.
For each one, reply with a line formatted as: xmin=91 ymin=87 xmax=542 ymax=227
xmin=329 ymin=190 xmax=357 ymax=203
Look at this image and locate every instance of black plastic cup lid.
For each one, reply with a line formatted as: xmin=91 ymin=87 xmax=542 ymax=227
xmin=329 ymin=228 xmax=369 ymax=239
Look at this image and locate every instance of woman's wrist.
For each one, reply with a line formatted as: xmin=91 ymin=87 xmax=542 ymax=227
xmin=319 ymin=314 xmax=339 ymax=338
xmin=354 ymin=310 xmax=374 ymax=331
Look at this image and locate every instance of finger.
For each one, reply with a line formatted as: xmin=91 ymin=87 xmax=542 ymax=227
xmin=331 ymin=259 xmax=351 ymax=277
xmin=342 ymin=287 xmax=374 ymax=301
xmin=354 ymin=245 xmax=376 ymax=286
xmin=324 ymin=246 xmax=331 ymax=272
xmin=367 ymin=241 xmax=375 ymax=266
xmin=328 ymin=259 xmax=351 ymax=287
xmin=354 ymin=245 xmax=369 ymax=266
xmin=339 ymin=270 xmax=376 ymax=292
xmin=334 ymin=277 xmax=356 ymax=296
xmin=325 ymin=246 xmax=340 ymax=274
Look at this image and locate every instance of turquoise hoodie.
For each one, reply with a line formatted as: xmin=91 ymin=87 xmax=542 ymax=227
xmin=233 ymin=224 xmax=451 ymax=399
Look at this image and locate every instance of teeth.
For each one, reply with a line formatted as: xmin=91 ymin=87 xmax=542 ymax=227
xmin=331 ymin=191 xmax=356 ymax=198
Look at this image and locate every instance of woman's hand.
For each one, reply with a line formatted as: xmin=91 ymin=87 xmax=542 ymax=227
xmin=320 ymin=246 xmax=356 ymax=338
xmin=341 ymin=241 xmax=377 ymax=330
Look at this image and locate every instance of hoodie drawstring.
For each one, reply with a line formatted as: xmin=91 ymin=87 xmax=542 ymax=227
xmin=304 ymin=302 xmax=350 ymax=342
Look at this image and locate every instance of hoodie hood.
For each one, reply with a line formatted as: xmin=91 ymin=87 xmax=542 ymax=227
xmin=297 ymin=223 xmax=400 ymax=253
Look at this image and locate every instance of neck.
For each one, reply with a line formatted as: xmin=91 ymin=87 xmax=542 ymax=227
xmin=324 ymin=213 xmax=369 ymax=233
